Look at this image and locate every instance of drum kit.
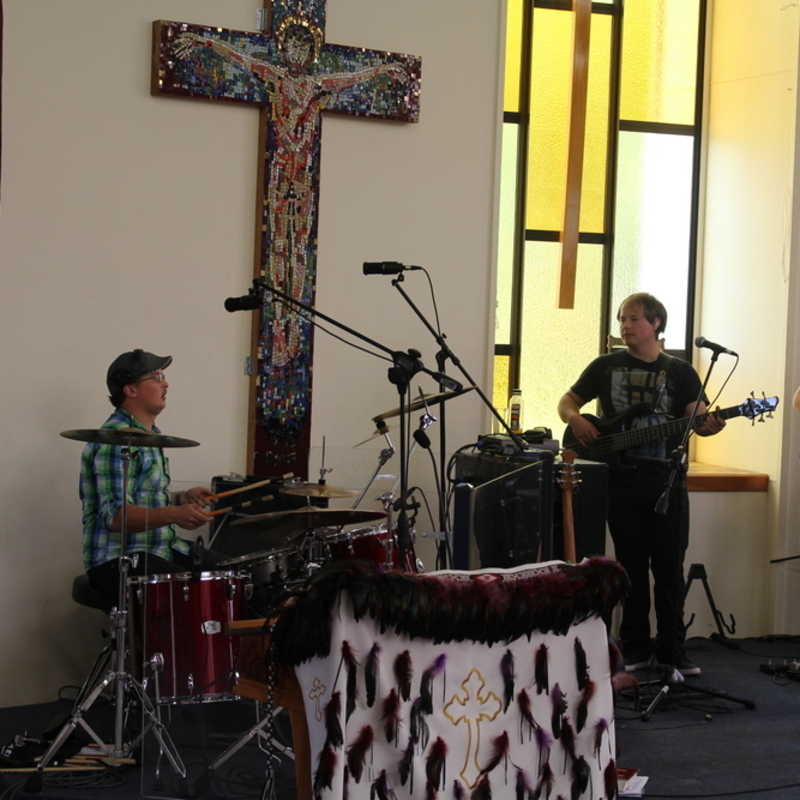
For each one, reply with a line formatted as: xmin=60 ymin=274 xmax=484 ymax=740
xmin=31 ymin=423 xmax=418 ymax=784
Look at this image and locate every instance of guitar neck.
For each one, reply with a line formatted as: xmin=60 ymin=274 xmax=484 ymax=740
xmin=596 ymin=404 xmax=742 ymax=456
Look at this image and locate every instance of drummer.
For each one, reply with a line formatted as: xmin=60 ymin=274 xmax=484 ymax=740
xmin=81 ymin=349 xmax=215 ymax=609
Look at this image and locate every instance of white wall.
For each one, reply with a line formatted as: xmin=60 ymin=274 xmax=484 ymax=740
xmin=0 ymin=0 xmax=502 ymax=705
xmin=695 ymin=0 xmax=799 ymax=633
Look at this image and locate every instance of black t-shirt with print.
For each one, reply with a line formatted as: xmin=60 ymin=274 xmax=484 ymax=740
xmin=571 ymin=350 xmax=704 ymax=462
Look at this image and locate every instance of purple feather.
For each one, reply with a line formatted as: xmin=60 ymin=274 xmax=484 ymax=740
xmin=534 ymin=725 xmax=552 ymax=774
xmin=550 ymin=684 xmax=567 ymax=740
xmin=346 ymin=725 xmax=374 ymax=784
xmin=425 ymin=737 xmax=448 ymax=800
xmin=534 ymin=644 xmax=549 ymax=695
xmin=604 ymin=758 xmax=617 ymax=799
xmin=570 ymin=756 xmax=590 ymax=800
xmin=365 ymin=643 xmax=381 ymax=708
xmin=421 ymin=654 xmax=447 ymax=714
xmin=576 ymin=680 xmax=595 ymax=733
xmin=574 ymin=638 xmax=589 ymax=691
xmin=593 ymin=718 xmax=609 ymax=763
xmin=382 ymin=688 xmax=401 ymax=744
xmin=399 ymin=738 xmax=415 ymax=789
xmin=532 ymin=762 xmax=553 ymax=800
xmin=324 ymin=691 xmax=343 ymax=749
xmin=313 ymin=745 xmax=336 ymax=800
xmin=395 ymin=650 xmax=413 ymax=701
xmin=501 ymin=650 xmax=515 ymax=712
xmin=470 ymin=775 xmax=491 ymax=800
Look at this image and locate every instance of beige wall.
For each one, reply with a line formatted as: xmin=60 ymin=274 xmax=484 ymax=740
xmin=0 ymin=0 xmax=502 ymax=705
xmin=694 ymin=0 xmax=799 ymax=633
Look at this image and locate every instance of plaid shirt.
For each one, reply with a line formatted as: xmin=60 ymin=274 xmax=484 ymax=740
xmin=80 ymin=408 xmax=190 ymax=569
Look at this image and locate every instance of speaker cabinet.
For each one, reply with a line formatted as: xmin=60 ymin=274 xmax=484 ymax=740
xmin=552 ymin=458 xmax=608 ymax=561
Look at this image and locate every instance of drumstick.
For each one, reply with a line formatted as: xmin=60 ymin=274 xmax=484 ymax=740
xmin=209 ymin=494 xmax=274 ymax=517
xmin=207 ymin=477 xmax=274 ymax=502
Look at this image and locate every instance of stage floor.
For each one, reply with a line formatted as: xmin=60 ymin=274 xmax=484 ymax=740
xmin=1 ymin=635 xmax=799 ymax=799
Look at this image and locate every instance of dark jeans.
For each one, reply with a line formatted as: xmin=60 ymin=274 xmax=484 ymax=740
xmin=608 ymin=466 xmax=689 ymax=664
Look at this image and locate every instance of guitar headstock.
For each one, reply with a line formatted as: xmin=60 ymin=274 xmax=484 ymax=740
xmin=741 ymin=392 xmax=779 ymax=423
xmin=557 ymin=449 xmax=582 ymax=491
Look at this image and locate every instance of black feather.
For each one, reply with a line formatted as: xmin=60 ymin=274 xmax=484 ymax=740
xmin=501 ymin=650 xmax=515 ymax=712
xmin=576 ymin=680 xmax=595 ymax=733
xmin=394 ymin=650 xmax=413 ymax=701
xmin=604 ymin=758 xmax=617 ymax=800
xmin=574 ymin=638 xmax=589 ymax=691
xmin=399 ymin=738 xmax=415 ymax=788
xmin=570 ymin=756 xmax=590 ymax=800
xmin=425 ymin=738 xmax=448 ymax=800
xmin=420 ymin=654 xmax=447 ymax=714
xmin=346 ymin=725 xmax=374 ymax=784
xmin=470 ymin=775 xmax=491 ymax=800
xmin=324 ymin=691 xmax=343 ymax=749
xmin=550 ymin=684 xmax=566 ymax=740
xmin=366 ymin=643 xmax=381 ymax=708
xmin=313 ymin=745 xmax=336 ymax=800
xmin=534 ymin=644 xmax=549 ymax=695
xmin=410 ymin=696 xmax=430 ymax=750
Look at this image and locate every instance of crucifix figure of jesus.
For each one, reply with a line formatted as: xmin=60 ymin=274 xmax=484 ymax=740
xmin=153 ymin=2 xmax=421 ymax=475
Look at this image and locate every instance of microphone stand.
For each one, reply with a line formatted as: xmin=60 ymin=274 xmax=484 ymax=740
xmin=250 ymin=278 xmax=454 ymax=569
xmin=654 ymin=351 xmax=719 ymax=515
xmin=389 ymin=272 xmax=526 ymax=566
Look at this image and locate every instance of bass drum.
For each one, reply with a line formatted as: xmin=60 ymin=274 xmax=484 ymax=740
xmin=129 ymin=570 xmax=249 ymax=704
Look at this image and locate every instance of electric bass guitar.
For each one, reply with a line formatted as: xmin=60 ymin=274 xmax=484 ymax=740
xmin=562 ymin=394 xmax=779 ymax=463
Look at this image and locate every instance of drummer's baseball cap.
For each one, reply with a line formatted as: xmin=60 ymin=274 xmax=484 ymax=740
xmin=107 ymin=349 xmax=173 ymax=402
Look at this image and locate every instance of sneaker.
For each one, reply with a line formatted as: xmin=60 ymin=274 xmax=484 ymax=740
xmin=623 ymin=649 xmax=653 ymax=673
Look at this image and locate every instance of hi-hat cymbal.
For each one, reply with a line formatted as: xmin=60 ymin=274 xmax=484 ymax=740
xmin=230 ymin=507 xmax=384 ymax=530
xmin=373 ymin=387 xmax=473 ymax=422
xmin=60 ymin=427 xmax=200 ymax=448
xmin=279 ymin=482 xmax=360 ymax=499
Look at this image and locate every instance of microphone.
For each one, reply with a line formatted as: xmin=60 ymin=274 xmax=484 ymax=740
xmin=694 ymin=336 xmax=738 ymax=357
xmin=362 ymin=261 xmax=423 ymax=275
xmin=224 ymin=293 xmax=261 ymax=312
xmin=430 ymin=371 xmax=463 ymax=392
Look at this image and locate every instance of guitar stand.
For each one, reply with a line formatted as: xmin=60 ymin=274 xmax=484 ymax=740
xmin=636 ymin=664 xmax=755 ymax=721
xmin=683 ymin=562 xmax=739 ymax=649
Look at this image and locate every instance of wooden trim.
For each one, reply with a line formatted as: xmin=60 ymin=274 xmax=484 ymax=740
xmin=687 ymin=462 xmax=769 ymax=492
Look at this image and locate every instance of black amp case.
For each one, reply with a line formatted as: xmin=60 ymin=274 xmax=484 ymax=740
xmin=452 ymin=450 xmax=554 ymax=569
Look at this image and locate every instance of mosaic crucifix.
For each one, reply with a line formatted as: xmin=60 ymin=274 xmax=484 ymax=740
xmin=152 ymin=1 xmax=421 ymax=475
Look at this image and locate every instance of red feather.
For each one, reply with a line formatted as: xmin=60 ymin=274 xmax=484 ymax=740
xmin=501 ymin=650 xmax=515 ymax=712
xmin=574 ymin=637 xmax=589 ymax=691
xmin=313 ymin=744 xmax=337 ymax=799
xmin=394 ymin=650 xmax=413 ymax=701
xmin=470 ymin=775 xmax=491 ymax=800
xmin=382 ymin=688 xmax=401 ymax=744
xmin=534 ymin=644 xmax=549 ymax=695
xmin=366 ymin=643 xmax=381 ymax=708
xmin=604 ymin=758 xmax=618 ymax=800
xmin=593 ymin=718 xmax=609 ymax=763
xmin=425 ymin=737 xmax=448 ymax=800
xmin=576 ymin=680 xmax=595 ymax=733
xmin=324 ymin=691 xmax=343 ymax=749
xmin=480 ymin=731 xmax=509 ymax=777
xmin=346 ymin=725 xmax=374 ymax=784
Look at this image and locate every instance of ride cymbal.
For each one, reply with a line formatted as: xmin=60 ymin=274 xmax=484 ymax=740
xmin=279 ymin=482 xmax=360 ymax=499
xmin=60 ymin=428 xmax=199 ymax=448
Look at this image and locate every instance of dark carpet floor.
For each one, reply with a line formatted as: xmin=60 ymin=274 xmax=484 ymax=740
xmin=1 ymin=635 xmax=799 ymax=799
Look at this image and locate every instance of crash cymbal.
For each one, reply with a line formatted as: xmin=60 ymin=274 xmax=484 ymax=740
xmin=60 ymin=427 xmax=199 ymax=448
xmin=373 ymin=387 xmax=473 ymax=422
xmin=279 ymin=482 xmax=360 ymax=499
xmin=230 ymin=507 xmax=385 ymax=530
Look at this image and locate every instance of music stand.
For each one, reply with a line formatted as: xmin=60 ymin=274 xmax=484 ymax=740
xmin=28 ymin=428 xmax=195 ymax=791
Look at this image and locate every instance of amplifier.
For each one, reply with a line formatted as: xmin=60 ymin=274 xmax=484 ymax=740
xmin=452 ymin=450 xmax=555 ymax=569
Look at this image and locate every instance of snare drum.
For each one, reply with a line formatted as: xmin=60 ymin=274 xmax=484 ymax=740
xmin=220 ymin=546 xmax=303 ymax=588
xmin=325 ymin=524 xmax=396 ymax=569
xmin=128 ymin=570 xmax=249 ymax=704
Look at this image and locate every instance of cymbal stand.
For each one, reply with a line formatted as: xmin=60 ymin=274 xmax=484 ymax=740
xmin=28 ymin=447 xmax=186 ymax=790
xmin=352 ymin=429 xmax=395 ymax=510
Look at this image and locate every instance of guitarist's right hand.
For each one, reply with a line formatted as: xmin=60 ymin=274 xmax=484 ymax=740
xmin=569 ymin=414 xmax=601 ymax=448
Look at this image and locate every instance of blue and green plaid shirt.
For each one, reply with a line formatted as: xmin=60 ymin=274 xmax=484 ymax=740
xmin=80 ymin=408 xmax=191 ymax=569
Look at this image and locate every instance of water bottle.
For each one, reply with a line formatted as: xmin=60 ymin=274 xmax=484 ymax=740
xmin=507 ymin=388 xmax=524 ymax=433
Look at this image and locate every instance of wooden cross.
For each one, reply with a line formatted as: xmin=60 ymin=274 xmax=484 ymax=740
xmin=559 ymin=0 xmax=592 ymax=309
xmin=443 ymin=668 xmax=503 ymax=788
xmin=152 ymin=1 xmax=421 ymax=476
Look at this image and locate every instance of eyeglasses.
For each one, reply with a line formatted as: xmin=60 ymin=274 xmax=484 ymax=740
xmin=137 ymin=370 xmax=167 ymax=384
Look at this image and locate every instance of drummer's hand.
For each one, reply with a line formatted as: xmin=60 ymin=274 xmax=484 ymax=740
xmin=173 ymin=503 xmax=213 ymax=530
xmin=182 ymin=486 xmax=214 ymax=507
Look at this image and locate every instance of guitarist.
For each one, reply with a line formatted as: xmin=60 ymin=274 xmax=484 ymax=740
xmin=557 ymin=292 xmax=725 ymax=676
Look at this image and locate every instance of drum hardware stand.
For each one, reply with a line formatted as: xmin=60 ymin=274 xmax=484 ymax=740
xmin=26 ymin=446 xmax=187 ymax=792
xmin=683 ymin=563 xmax=738 ymax=649
xmin=246 ymin=277 xmax=463 ymax=572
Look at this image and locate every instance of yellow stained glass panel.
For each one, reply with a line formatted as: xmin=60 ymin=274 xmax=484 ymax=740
xmin=493 ymin=355 xmax=511 ymax=417
xmin=518 ymin=242 xmax=603 ymax=439
xmin=504 ymin=0 xmax=524 ymax=113
xmin=526 ymin=9 xmax=611 ymax=233
xmin=495 ymin=124 xmax=518 ymax=346
xmin=620 ymin=0 xmax=700 ymax=124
